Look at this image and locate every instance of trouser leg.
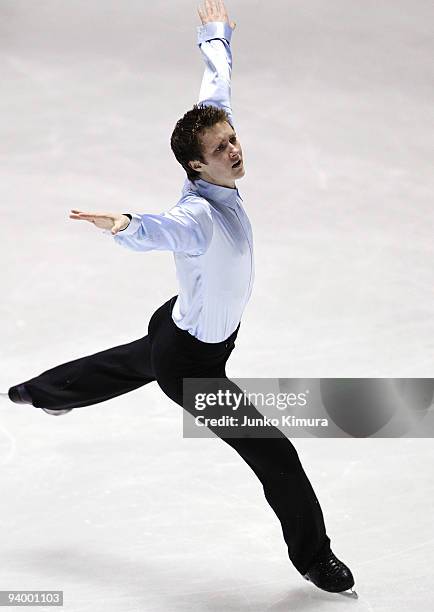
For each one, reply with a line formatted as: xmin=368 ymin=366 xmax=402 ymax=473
xmin=142 ymin=297 xmax=331 ymax=575
xmin=154 ymin=359 xmax=330 ymax=575
xmin=9 ymin=335 xmax=156 ymax=410
xmin=211 ymin=378 xmax=331 ymax=575
xmin=222 ymin=434 xmax=331 ymax=575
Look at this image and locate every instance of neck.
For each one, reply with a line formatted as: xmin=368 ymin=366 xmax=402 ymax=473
xmin=199 ymin=175 xmax=236 ymax=189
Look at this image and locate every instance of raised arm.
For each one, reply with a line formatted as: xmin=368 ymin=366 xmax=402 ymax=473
xmin=197 ymin=0 xmax=237 ymax=127
xmin=68 ymin=4 xmax=236 ymax=253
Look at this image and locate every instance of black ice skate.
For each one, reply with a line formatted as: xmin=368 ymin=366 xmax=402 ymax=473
xmin=8 ymin=384 xmax=73 ymax=416
xmin=8 ymin=384 xmax=33 ymax=405
xmin=303 ymin=549 xmax=358 ymax=598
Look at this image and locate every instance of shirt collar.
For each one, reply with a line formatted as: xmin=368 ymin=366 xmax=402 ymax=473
xmin=191 ymin=179 xmax=241 ymax=209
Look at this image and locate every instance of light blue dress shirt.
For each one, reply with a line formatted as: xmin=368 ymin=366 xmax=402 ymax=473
xmin=107 ymin=21 xmax=255 ymax=343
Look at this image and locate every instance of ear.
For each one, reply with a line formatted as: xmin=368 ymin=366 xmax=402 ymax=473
xmin=188 ymin=160 xmax=203 ymax=172
xmin=188 ymin=159 xmax=202 ymax=172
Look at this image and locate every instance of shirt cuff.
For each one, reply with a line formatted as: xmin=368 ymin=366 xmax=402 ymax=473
xmin=197 ymin=21 xmax=233 ymax=46
xmin=118 ymin=213 xmax=141 ymax=235
xmin=102 ymin=213 xmax=142 ymax=237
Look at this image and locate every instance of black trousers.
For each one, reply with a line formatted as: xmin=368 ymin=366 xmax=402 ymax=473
xmin=10 ymin=295 xmax=331 ymax=575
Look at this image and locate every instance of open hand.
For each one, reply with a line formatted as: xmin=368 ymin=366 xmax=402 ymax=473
xmin=69 ymin=209 xmax=130 ymax=235
xmin=198 ymin=0 xmax=236 ymax=30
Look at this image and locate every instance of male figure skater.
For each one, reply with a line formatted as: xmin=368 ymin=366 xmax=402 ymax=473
xmin=4 ymin=0 xmax=357 ymax=598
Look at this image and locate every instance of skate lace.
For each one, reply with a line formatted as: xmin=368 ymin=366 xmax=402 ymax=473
xmin=325 ymin=553 xmax=344 ymax=577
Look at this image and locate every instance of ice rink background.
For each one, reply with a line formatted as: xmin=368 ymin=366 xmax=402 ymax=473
xmin=1 ymin=1 xmax=433 ymax=610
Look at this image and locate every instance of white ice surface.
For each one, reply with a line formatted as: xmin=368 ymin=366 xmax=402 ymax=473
xmin=1 ymin=1 xmax=433 ymax=610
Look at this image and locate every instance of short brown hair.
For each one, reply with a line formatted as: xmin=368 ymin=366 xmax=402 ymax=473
xmin=170 ymin=104 xmax=230 ymax=182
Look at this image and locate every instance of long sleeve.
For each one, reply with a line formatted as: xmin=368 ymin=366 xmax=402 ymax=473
xmin=197 ymin=21 xmax=235 ymax=127
xmin=109 ymin=198 xmax=214 ymax=256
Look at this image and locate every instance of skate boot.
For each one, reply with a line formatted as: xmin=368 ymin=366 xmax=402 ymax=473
xmin=8 ymin=384 xmax=73 ymax=416
xmin=303 ymin=549 xmax=358 ymax=598
xmin=8 ymin=384 xmax=33 ymax=405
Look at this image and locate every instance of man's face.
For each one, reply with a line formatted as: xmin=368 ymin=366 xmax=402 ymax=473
xmin=189 ymin=121 xmax=245 ymax=188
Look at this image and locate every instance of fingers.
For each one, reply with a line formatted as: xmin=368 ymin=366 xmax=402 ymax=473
xmin=199 ymin=0 xmax=227 ymax=23
xmin=218 ymin=0 xmax=234 ymax=28
xmin=211 ymin=0 xmax=221 ymax=18
xmin=69 ymin=209 xmax=112 ymax=219
xmin=205 ymin=0 xmax=214 ymax=20
xmin=216 ymin=0 xmax=228 ymax=20
xmin=69 ymin=210 xmax=90 ymax=221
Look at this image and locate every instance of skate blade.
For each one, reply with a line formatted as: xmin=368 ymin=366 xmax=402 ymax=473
xmin=41 ymin=408 xmax=73 ymax=416
xmin=339 ymin=587 xmax=358 ymax=599
xmin=304 ymin=576 xmax=358 ymax=599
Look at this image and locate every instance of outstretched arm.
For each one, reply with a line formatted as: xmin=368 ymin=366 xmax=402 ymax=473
xmin=69 ymin=200 xmax=213 ymax=256
xmin=197 ymin=0 xmax=237 ymax=127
